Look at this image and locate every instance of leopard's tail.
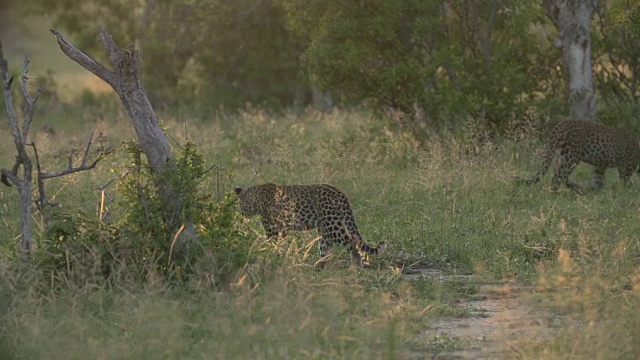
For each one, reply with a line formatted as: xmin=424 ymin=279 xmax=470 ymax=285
xmin=346 ymin=220 xmax=385 ymax=255
xmin=359 ymin=241 xmax=385 ymax=255
xmin=513 ymin=146 xmax=555 ymax=185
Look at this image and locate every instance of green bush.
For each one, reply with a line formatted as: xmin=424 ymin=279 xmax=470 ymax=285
xmin=35 ymin=141 xmax=254 ymax=289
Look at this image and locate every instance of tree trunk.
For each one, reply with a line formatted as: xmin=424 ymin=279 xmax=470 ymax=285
xmin=51 ymin=28 xmax=196 ymax=244
xmin=311 ymin=87 xmax=334 ymax=113
xmin=2 ymin=45 xmax=110 ymax=259
xmin=543 ymin=0 xmax=599 ymax=121
xmin=0 ymin=50 xmax=37 ymax=259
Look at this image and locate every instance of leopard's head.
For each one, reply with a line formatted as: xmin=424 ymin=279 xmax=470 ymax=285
xmin=234 ymin=186 xmax=261 ymax=217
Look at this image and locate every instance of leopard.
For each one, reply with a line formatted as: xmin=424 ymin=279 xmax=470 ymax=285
xmin=516 ymin=120 xmax=640 ymax=193
xmin=234 ymin=183 xmax=385 ymax=269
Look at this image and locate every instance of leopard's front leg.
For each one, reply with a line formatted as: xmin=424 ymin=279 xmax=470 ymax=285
xmin=315 ymin=237 xmax=334 ymax=271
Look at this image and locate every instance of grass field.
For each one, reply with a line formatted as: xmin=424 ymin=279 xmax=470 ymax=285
xmin=1 ymin=74 xmax=640 ymax=358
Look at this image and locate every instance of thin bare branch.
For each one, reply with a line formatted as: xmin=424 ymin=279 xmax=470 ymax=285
xmin=97 ymin=177 xmax=117 ymax=191
xmin=29 ymin=142 xmax=51 ymax=210
xmin=40 ymin=130 xmax=113 ymax=180
xmin=1 ymin=43 xmax=23 ymax=150
xmin=20 ymin=56 xmax=33 ymax=106
xmin=202 ymin=163 xmax=218 ymax=176
xmin=1 ymin=168 xmax=20 ymax=187
xmin=0 ymin=174 xmax=11 ymax=187
xmin=50 ymin=29 xmax=117 ymax=88
xmin=1 ymin=157 xmax=18 ymax=187
xmin=19 ymin=57 xmax=44 ymax=141
xmin=81 ymin=129 xmax=96 ymax=167
xmin=41 ymin=151 xmax=113 ymax=179
xmin=39 ymin=129 xmax=106 ymax=181
xmin=22 ymin=86 xmax=42 ymax=140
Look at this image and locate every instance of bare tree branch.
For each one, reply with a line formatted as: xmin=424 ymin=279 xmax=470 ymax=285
xmin=29 ymin=142 xmax=51 ymax=211
xmin=99 ymin=27 xmax=123 ymax=71
xmin=1 ymin=168 xmax=20 ymax=187
xmin=97 ymin=178 xmax=117 ymax=191
xmin=40 ymin=130 xmax=114 ymax=179
xmin=1 ymin=156 xmax=18 ymax=187
xmin=50 ymin=29 xmax=117 ymax=88
xmin=31 ymin=129 xmax=113 ymax=212
xmin=19 ymin=56 xmax=44 ymax=147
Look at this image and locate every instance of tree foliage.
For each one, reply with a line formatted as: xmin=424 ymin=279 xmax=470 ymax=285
xmin=279 ymin=0 xmax=561 ymax=128
xmin=194 ymin=0 xmax=306 ymax=108
xmin=585 ymin=0 xmax=640 ymax=126
xmin=22 ymin=0 xmax=305 ymax=108
xmin=13 ymin=0 xmax=640 ymax=129
xmin=593 ymin=1 xmax=640 ymax=104
xmin=0 ymin=0 xmax=13 ymax=34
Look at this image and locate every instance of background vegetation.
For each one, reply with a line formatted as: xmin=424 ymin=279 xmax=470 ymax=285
xmin=0 ymin=0 xmax=639 ymax=358
xmin=2 ymin=0 xmax=638 ymax=131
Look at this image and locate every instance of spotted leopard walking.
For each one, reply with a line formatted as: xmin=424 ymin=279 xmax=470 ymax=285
xmin=516 ymin=120 xmax=640 ymax=193
xmin=234 ymin=183 xmax=385 ymax=269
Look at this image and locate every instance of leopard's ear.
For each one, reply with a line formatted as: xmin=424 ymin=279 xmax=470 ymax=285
xmin=234 ymin=186 xmax=243 ymax=195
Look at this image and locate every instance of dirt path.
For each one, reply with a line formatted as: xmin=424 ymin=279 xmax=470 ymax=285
xmin=405 ymin=270 xmax=566 ymax=359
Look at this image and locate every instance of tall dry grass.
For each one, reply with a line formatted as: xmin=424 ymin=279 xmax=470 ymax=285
xmin=0 ymin=104 xmax=639 ymax=358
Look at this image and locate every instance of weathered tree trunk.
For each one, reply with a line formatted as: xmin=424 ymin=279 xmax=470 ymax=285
xmin=1 ymin=50 xmax=38 ymax=258
xmin=311 ymin=87 xmax=334 ymax=113
xmin=543 ymin=0 xmax=599 ymax=121
xmin=51 ymin=28 xmax=196 ymax=244
xmin=1 ymin=43 xmax=108 ymax=259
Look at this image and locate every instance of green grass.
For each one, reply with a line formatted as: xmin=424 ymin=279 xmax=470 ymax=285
xmin=1 ymin=96 xmax=640 ymax=358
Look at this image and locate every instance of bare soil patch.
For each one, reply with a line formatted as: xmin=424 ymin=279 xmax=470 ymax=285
xmin=405 ymin=269 xmax=568 ymax=359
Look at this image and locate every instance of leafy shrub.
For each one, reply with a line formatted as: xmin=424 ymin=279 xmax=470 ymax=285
xmin=36 ymin=141 xmax=254 ymax=289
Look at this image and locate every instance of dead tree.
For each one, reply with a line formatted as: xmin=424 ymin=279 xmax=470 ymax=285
xmin=543 ymin=0 xmax=599 ymax=121
xmin=50 ymin=28 xmax=197 ymax=247
xmin=0 ymin=42 xmax=108 ymax=258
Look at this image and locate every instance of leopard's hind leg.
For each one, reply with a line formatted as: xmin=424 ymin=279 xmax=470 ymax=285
xmin=618 ymin=164 xmax=636 ymax=186
xmin=591 ymin=167 xmax=606 ymax=190
xmin=348 ymin=238 xmax=364 ymax=268
xmin=552 ymin=149 xmax=581 ymax=193
xmin=315 ymin=237 xmax=334 ymax=270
